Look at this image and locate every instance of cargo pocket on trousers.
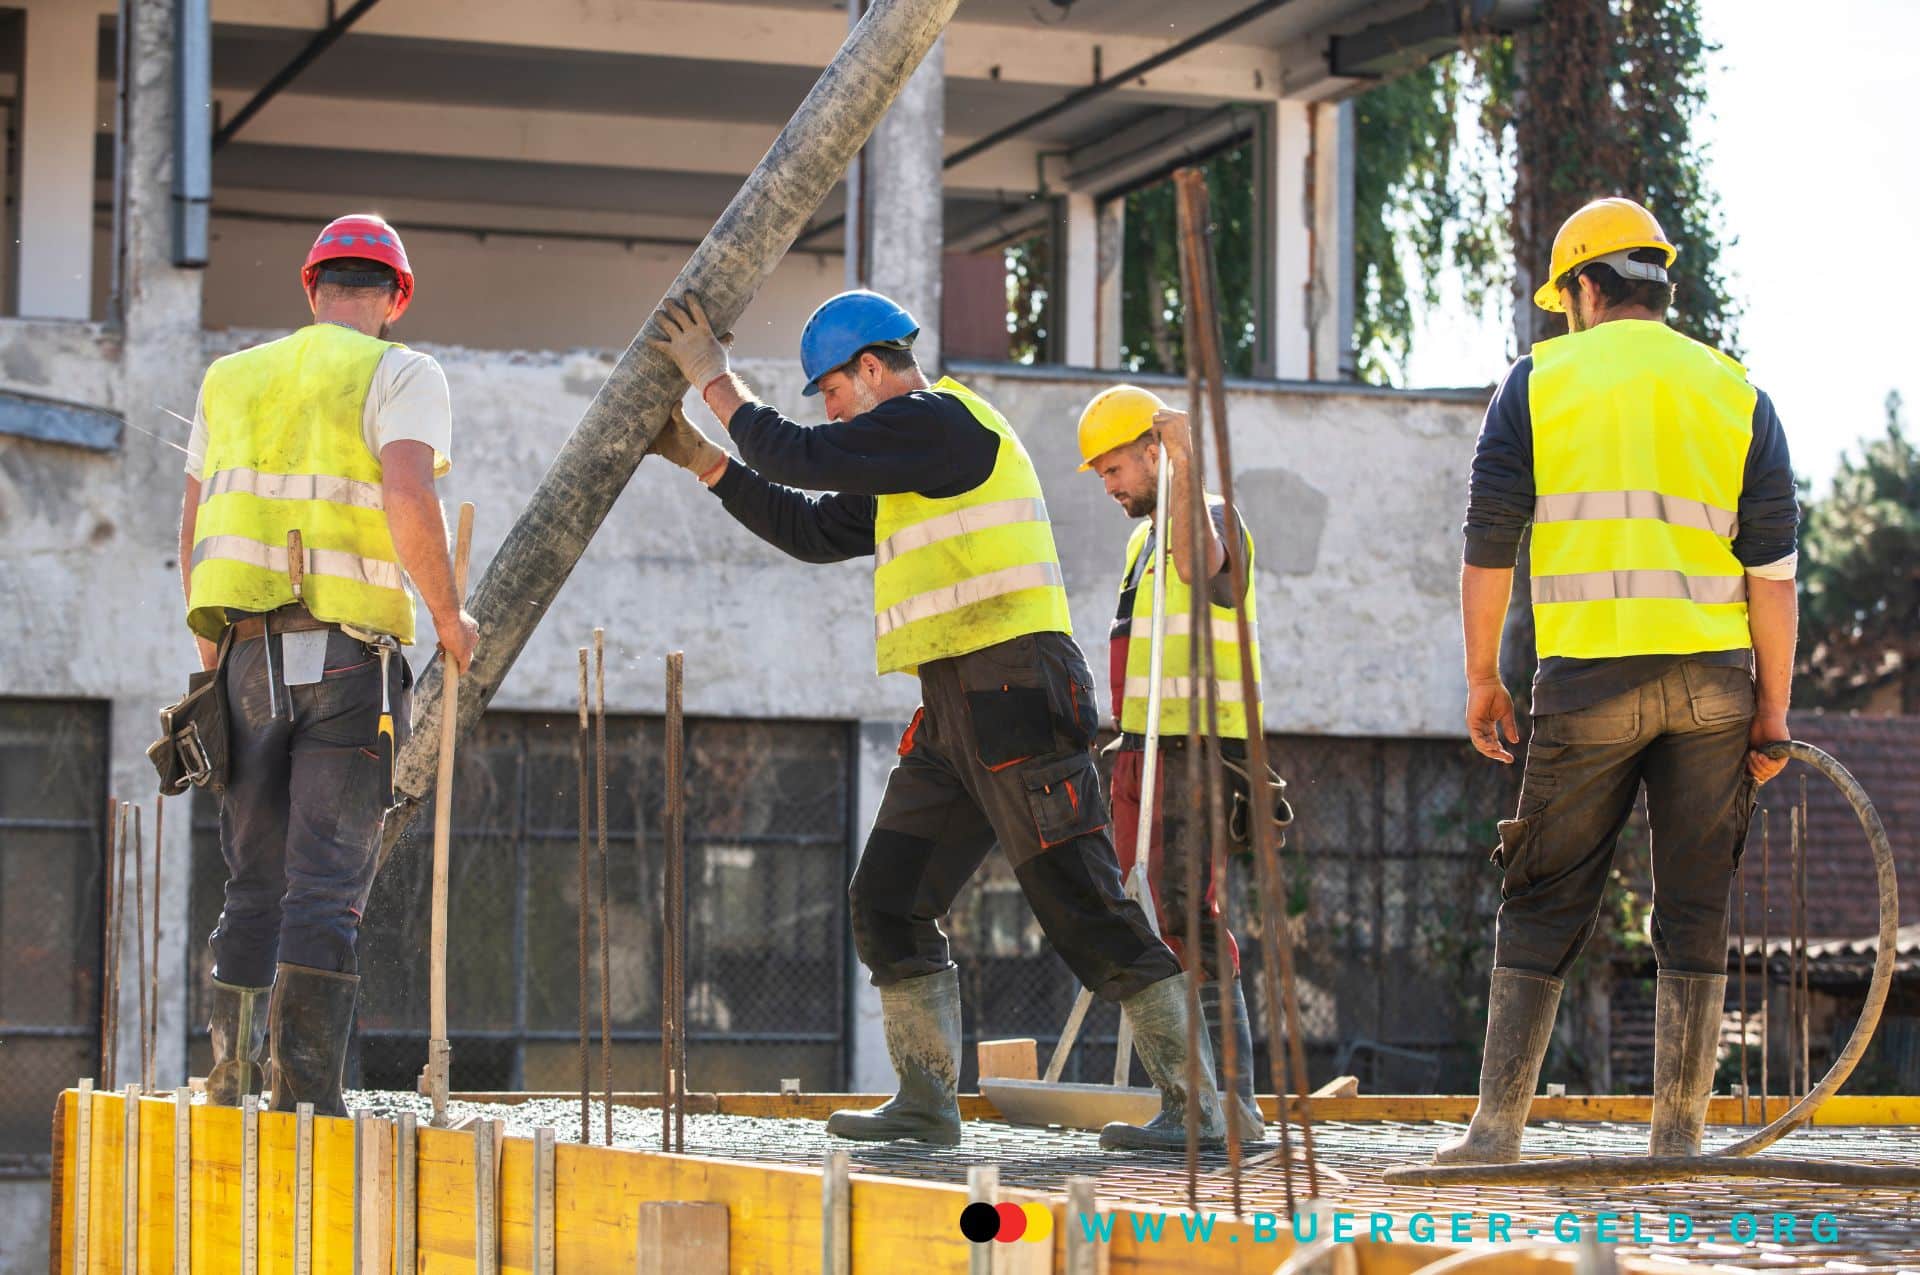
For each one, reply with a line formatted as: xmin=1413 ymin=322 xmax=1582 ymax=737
xmin=1022 ymin=754 xmax=1109 ymax=850
xmin=967 ymin=684 xmax=1056 ymax=770
xmin=1491 ymin=816 xmax=1531 ymax=873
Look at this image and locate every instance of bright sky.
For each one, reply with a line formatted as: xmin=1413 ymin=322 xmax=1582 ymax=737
xmin=1407 ymin=0 xmax=1917 ymax=494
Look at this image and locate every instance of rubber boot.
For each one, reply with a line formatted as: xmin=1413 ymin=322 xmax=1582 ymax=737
xmin=205 ymin=976 xmax=271 ymax=1106
xmin=1431 ymin=967 xmax=1562 ymax=1165
xmin=267 ymin=962 xmax=359 ymax=1119
xmin=1198 ymin=976 xmax=1265 ymax=1144
xmin=826 ymin=966 xmax=962 ymax=1146
xmin=1648 ymin=971 xmax=1727 ymax=1156
xmin=1099 ymin=973 xmax=1227 ymax=1151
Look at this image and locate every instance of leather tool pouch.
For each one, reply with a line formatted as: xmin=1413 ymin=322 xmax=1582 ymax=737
xmin=148 ymin=628 xmax=234 ymax=797
xmin=1222 ymin=752 xmax=1295 ymax=849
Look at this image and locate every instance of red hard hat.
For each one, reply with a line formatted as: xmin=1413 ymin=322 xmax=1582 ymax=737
xmin=302 ymin=214 xmax=414 ymax=318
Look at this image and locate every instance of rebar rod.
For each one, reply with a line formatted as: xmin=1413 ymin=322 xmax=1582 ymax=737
xmin=577 ymin=648 xmax=592 ymax=1145
xmin=1175 ymin=165 xmax=1317 ymax=1203
xmin=151 ymin=795 xmax=164 ymax=1092
xmin=1798 ymin=773 xmax=1810 ymax=1099
xmin=1760 ymin=808 xmax=1769 ymax=1115
xmin=665 ymin=652 xmax=689 ymax=1153
xmin=594 ymin=628 xmax=612 ymax=1148
xmin=98 ymin=797 xmax=117 ymax=1093
xmin=1737 ymin=852 xmax=1749 ymax=1124
xmin=133 ymin=803 xmax=148 ymax=1091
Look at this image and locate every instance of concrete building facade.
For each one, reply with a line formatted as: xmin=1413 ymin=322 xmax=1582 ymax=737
xmin=0 ymin=1 xmax=1522 ymax=1264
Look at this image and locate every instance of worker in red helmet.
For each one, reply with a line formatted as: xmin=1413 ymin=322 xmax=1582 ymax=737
xmin=177 ymin=213 xmax=477 ymax=1117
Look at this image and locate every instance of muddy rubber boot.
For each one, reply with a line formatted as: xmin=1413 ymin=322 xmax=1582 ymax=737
xmin=1198 ymin=976 xmax=1265 ymax=1144
xmin=1432 ymin=967 xmax=1562 ymax=1165
xmin=826 ymin=966 xmax=962 ymax=1146
xmin=205 ymin=976 xmax=271 ymax=1106
xmin=1100 ymin=973 xmax=1227 ymax=1151
xmin=1648 ymin=971 xmax=1727 ymax=1156
xmin=267 ymin=962 xmax=359 ymax=1119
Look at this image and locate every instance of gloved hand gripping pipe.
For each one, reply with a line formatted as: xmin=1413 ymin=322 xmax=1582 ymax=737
xmin=1384 ymin=741 xmax=1916 ymax=1189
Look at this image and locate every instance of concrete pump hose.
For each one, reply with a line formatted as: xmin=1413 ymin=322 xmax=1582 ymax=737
xmin=1384 ymin=740 xmax=1904 ymax=1189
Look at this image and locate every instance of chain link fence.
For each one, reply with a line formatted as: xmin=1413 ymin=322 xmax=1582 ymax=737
xmin=949 ymin=732 xmax=1520 ymax=1094
xmin=0 ymin=700 xmax=108 ymax=1176
xmin=190 ymin=710 xmax=852 ymax=1095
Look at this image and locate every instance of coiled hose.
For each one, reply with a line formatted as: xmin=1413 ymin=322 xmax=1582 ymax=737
xmin=1384 ymin=741 xmax=1918 ymax=1188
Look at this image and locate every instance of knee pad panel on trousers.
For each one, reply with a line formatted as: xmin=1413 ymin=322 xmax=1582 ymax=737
xmin=850 ymin=827 xmax=947 ymax=978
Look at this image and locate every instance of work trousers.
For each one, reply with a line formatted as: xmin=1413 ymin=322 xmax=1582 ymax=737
xmin=1110 ymin=739 xmax=1244 ymax=982
xmin=207 ymin=621 xmax=410 ymax=987
xmin=1493 ymin=660 xmax=1758 ymax=977
xmin=849 ymin=631 xmax=1180 ymax=1000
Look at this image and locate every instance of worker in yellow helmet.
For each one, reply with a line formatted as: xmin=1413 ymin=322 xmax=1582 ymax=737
xmin=178 ymin=215 xmax=478 ymax=1118
xmin=1438 ymin=197 xmax=1799 ymax=1165
xmin=1076 ymin=384 xmax=1289 ymax=1147
xmin=643 ymin=291 xmax=1225 ymax=1151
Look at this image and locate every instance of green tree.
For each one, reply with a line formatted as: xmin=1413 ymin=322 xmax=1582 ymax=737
xmin=1796 ymin=391 xmax=1920 ymax=711
xmin=1351 ymin=0 xmax=1740 ymax=380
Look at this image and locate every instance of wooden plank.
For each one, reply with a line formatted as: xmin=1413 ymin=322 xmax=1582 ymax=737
xmin=86 ymin=1087 xmax=122 ymax=1275
xmin=354 ymin=1112 xmax=396 ymax=1275
xmin=1310 ymin=1076 xmax=1360 ymax=1099
xmin=190 ymin=1103 xmax=245 ymax=1275
xmin=635 ymin=1202 xmax=728 ymax=1273
xmin=133 ymin=1095 xmax=180 ymax=1275
xmin=977 ymin=1039 xmax=1038 ymax=1081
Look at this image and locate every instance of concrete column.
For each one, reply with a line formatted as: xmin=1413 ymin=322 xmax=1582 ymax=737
xmin=1270 ymin=99 xmax=1312 ymax=380
xmin=1060 ymin=192 xmax=1097 ymax=368
xmin=862 ymin=35 xmax=945 ymax=373
xmin=16 ymin=0 xmax=97 ymax=319
xmin=1095 ymin=197 xmax=1126 ymax=369
xmin=1310 ymin=100 xmax=1356 ymax=382
xmin=115 ymin=0 xmax=206 ymax=1091
xmin=848 ymin=721 xmax=899 ymax=1092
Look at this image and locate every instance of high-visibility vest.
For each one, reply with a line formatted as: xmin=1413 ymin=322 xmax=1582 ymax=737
xmin=1528 ymin=320 xmax=1755 ymax=659
xmin=1113 ymin=499 xmax=1260 ymax=738
xmin=872 ymin=378 xmax=1073 ymax=675
xmin=187 ymin=324 xmax=418 ymax=643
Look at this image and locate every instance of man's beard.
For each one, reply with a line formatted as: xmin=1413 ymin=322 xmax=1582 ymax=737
xmin=1122 ymin=491 xmax=1155 ymax=519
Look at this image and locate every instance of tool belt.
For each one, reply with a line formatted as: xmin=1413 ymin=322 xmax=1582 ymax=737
xmin=147 ymin=627 xmax=234 ymax=798
xmin=228 ymin=607 xmax=334 ymax=643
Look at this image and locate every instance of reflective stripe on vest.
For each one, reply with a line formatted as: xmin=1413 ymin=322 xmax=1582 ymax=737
xmin=1115 ymin=500 xmax=1261 ymax=738
xmin=871 ymin=378 xmax=1073 ymax=675
xmin=1528 ymin=321 xmax=1755 ymax=660
xmin=188 ymin=324 xmax=418 ymax=643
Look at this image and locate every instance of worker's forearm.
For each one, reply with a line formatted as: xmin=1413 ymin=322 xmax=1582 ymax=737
xmin=384 ymin=484 xmax=462 ymax=624
xmin=701 ymin=373 xmax=756 ymax=429
xmin=179 ymin=480 xmax=199 ymax=609
xmin=1746 ymin=576 xmax=1798 ymax=715
xmin=1166 ymin=458 xmax=1224 ymax=585
xmin=1461 ymin=563 xmax=1514 ymax=684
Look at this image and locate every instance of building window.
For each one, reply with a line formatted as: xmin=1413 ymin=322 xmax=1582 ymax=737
xmin=189 ymin=712 xmax=854 ymax=1094
xmin=0 ymin=699 xmax=108 ymax=1176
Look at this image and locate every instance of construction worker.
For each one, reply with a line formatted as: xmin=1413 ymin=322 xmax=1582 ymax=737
xmin=1442 ymin=197 xmax=1798 ymax=1164
xmin=644 ymin=289 xmax=1225 ymax=1150
xmin=1076 ymin=384 xmax=1274 ymax=1145
xmin=178 ymin=214 xmax=478 ymax=1117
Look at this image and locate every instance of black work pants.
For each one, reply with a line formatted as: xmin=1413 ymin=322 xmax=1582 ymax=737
xmin=1493 ymin=661 xmax=1758 ymax=977
xmin=207 ymin=624 xmax=410 ymax=987
xmin=849 ymin=631 xmax=1180 ymax=1000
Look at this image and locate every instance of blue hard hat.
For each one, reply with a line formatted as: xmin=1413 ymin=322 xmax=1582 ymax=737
xmin=799 ymin=290 xmax=919 ymax=396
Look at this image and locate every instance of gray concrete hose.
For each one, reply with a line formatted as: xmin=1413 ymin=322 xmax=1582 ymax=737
xmin=1385 ymin=741 xmax=1916 ymax=1189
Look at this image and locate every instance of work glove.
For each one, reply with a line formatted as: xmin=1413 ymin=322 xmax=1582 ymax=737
xmin=646 ymin=403 xmax=729 ymax=479
xmin=647 ymin=293 xmax=731 ymax=392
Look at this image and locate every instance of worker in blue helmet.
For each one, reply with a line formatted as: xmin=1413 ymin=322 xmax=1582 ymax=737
xmin=642 ymin=288 xmax=1225 ymax=1153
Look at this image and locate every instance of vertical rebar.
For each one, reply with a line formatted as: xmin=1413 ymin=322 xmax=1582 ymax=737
xmin=133 ymin=804 xmax=148 ymax=1091
xmin=108 ymin=801 xmax=130 ymax=1091
xmin=1174 ymin=165 xmax=1315 ymax=1204
xmin=577 ymin=648 xmax=591 ymax=1145
xmin=99 ymin=797 xmax=117 ymax=1093
xmin=151 ymin=795 xmax=164 ymax=1092
xmin=1789 ymin=801 xmax=1802 ymax=1100
xmin=1759 ymin=808 xmax=1770 ymax=1116
xmin=1737 ymin=851 xmax=1749 ymax=1124
xmin=594 ymin=629 xmax=612 ymax=1147
xmin=1789 ymin=771 xmax=1804 ymax=1098
xmin=664 ymin=652 xmax=688 ymax=1154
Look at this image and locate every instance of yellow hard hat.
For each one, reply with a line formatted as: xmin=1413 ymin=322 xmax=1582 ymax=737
xmin=1076 ymin=385 xmax=1168 ymax=471
xmin=1533 ymin=197 xmax=1677 ymax=313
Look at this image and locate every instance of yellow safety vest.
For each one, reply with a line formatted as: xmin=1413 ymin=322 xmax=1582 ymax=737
xmin=187 ymin=324 xmax=418 ymax=644
xmin=872 ymin=378 xmax=1073 ymax=675
xmin=1528 ymin=320 xmax=1755 ymax=659
xmin=1115 ymin=499 xmax=1260 ymax=738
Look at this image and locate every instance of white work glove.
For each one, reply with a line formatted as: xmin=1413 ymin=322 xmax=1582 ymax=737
xmin=645 ymin=404 xmax=729 ymax=480
xmin=647 ymin=293 xmax=731 ymax=392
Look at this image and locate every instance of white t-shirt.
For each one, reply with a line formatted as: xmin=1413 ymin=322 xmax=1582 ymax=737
xmin=185 ymin=342 xmax=453 ymax=480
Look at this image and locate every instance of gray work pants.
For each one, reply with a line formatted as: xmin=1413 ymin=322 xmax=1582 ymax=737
xmin=207 ymin=624 xmax=410 ymax=987
xmin=1493 ymin=660 xmax=1758 ymax=977
xmin=849 ymin=631 xmax=1180 ymax=1000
